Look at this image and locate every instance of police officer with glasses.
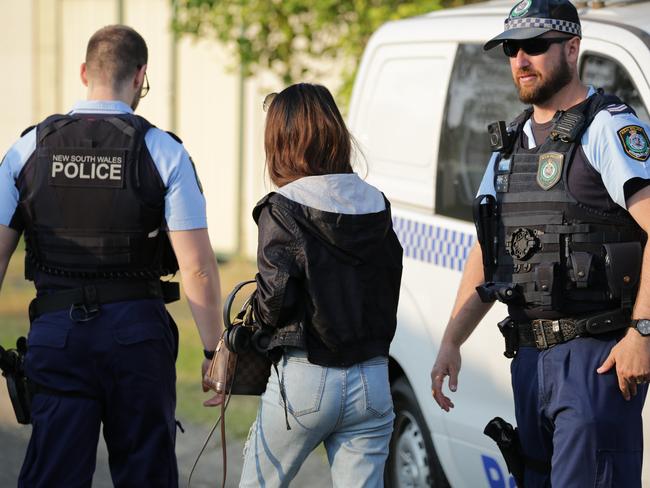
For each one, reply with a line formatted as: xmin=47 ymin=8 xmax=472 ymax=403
xmin=0 ymin=25 xmax=222 ymax=487
xmin=431 ymin=0 xmax=650 ymax=486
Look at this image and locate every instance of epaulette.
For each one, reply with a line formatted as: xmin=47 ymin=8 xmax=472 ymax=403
xmin=604 ymin=103 xmax=635 ymax=116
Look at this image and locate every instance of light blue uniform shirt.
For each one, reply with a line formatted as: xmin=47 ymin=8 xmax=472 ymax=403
xmin=477 ymin=87 xmax=650 ymax=209
xmin=0 ymin=100 xmax=206 ymax=231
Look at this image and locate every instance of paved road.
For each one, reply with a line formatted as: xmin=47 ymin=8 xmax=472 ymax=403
xmin=0 ymin=384 xmax=332 ymax=487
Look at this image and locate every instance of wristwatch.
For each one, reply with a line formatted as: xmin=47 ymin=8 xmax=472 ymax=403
xmin=631 ymin=319 xmax=650 ymax=336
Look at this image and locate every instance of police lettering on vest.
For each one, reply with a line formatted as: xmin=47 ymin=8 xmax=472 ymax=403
xmin=18 ymin=114 xmax=178 ymax=280
xmin=49 ymin=149 xmax=125 ymax=188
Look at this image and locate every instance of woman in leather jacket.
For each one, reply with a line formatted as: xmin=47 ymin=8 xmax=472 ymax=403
xmin=239 ymin=83 xmax=403 ymax=488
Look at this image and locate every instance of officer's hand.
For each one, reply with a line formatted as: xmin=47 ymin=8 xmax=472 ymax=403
xmin=597 ymin=327 xmax=650 ymax=401
xmin=201 ymin=358 xmax=225 ymax=407
xmin=431 ymin=342 xmax=461 ymax=412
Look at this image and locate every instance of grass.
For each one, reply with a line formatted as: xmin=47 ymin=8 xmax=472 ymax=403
xmin=0 ymin=245 xmax=261 ymax=440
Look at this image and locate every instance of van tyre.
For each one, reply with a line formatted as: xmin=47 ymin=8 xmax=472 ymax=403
xmin=385 ymin=377 xmax=450 ymax=488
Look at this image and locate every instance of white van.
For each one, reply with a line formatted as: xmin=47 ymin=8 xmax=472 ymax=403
xmin=347 ymin=0 xmax=650 ymax=486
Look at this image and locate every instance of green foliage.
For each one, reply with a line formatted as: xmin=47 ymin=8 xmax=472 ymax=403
xmin=172 ymin=0 xmax=446 ymax=105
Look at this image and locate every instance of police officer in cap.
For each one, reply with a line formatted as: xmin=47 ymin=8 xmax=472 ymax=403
xmin=0 ymin=25 xmax=223 ymax=486
xmin=431 ymin=0 xmax=650 ymax=485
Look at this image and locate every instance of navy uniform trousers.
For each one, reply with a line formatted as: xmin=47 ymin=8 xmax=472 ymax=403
xmin=512 ymin=332 xmax=647 ymax=488
xmin=18 ymin=298 xmax=179 ymax=488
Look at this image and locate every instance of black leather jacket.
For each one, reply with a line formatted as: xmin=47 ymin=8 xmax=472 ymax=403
xmin=252 ymin=192 xmax=403 ymax=367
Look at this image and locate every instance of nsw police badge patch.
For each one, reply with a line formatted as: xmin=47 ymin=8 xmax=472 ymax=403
xmin=537 ymin=152 xmax=564 ymax=190
xmin=510 ymin=0 xmax=532 ymax=17
xmin=618 ymin=125 xmax=650 ymax=162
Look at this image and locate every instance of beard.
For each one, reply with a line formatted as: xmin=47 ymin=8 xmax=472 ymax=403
xmin=514 ymin=52 xmax=572 ymax=105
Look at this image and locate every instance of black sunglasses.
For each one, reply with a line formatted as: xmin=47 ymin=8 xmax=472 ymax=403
xmin=502 ymin=37 xmax=569 ymax=58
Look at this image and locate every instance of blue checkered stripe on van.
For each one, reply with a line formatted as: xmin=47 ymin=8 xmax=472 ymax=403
xmin=392 ymin=216 xmax=475 ymax=271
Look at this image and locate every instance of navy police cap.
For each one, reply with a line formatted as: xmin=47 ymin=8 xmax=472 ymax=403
xmin=484 ymin=0 xmax=581 ymax=50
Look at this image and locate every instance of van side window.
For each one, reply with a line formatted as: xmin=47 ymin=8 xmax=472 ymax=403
xmin=581 ymin=53 xmax=650 ymax=123
xmin=436 ymin=44 xmax=521 ymax=222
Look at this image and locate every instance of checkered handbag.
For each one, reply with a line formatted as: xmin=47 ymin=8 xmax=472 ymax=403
xmin=203 ymin=280 xmax=272 ymax=397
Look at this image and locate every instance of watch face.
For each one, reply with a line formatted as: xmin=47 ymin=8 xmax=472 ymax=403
xmin=637 ymin=319 xmax=650 ymax=336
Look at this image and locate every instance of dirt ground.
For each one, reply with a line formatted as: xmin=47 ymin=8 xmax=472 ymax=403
xmin=0 ymin=382 xmax=332 ymax=487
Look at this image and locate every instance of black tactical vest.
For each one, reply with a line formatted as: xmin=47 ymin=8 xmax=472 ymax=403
xmin=480 ymin=92 xmax=644 ymax=320
xmin=17 ymin=113 xmax=178 ymax=282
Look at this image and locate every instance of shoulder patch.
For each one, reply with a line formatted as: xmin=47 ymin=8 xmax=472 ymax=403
xmin=618 ymin=125 xmax=650 ymax=162
xmin=20 ymin=125 xmax=36 ymax=137
xmin=166 ymin=131 xmax=183 ymax=144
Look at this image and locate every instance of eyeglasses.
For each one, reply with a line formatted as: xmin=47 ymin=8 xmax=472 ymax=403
xmin=137 ymin=65 xmax=150 ymax=98
xmin=263 ymin=92 xmax=277 ymax=112
xmin=502 ymin=37 xmax=569 ymax=58
xmin=140 ymin=73 xmax=150 ymax=98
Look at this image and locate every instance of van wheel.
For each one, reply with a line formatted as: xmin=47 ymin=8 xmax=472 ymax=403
xmin=385 ymin=377 xmax=449 ymax=488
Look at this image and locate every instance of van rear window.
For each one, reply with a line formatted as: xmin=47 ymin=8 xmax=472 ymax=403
xmin=436 ymin=44 xmax=520 ymax=222
xmin=580 ymin=53 xmax=650 ymax=123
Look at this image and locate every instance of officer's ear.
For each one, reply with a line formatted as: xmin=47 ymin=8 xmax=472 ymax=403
xmin=80 ymin=62 xmax=89 ymax=87
xmin=134 ymin=64 xmax=147 ymax=91
xmin=565 ymin=36 xmax=581 ymax=67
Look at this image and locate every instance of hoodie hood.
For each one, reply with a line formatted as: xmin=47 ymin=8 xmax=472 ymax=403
xmin=277 ymin=174 xmax=386 ymax=215
xmin=254 ymin=174 xmax=394 ymax=263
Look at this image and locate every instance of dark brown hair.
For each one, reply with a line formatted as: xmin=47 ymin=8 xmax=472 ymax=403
xmin=264 ymin=83 xmax=353 ymax=187
xmin=86 ymin=25 xmax=148 ymax=89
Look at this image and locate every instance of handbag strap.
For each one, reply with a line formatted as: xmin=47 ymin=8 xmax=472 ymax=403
xmin=221 ymin=400 xmax=227 ymax=488
xmin=187 ymin=357 xmax=237 ymax=488
xmin=222 ymin=279 xmax=256 ymax=329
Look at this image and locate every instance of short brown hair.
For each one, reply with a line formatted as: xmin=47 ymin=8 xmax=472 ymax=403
xmin=85 ymin=25 xmax=148 ymax=88
xmin=264 ymin=83 xmax=353 ymax=187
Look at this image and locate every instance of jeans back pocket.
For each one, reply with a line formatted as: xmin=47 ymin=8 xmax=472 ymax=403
xmin=360 ymin=358 xmax=393 ymax=418
xmin=279 ymin=356 xmax=327 ymax=417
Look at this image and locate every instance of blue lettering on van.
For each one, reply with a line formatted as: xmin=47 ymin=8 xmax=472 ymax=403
xmin=392 ymin=216 xmax=474 ymax=271
xmin=481 ymin=454 xmax=517 ymax=488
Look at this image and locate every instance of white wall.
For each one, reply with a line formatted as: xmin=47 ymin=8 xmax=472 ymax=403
xmin=0 ymin=0 xmax=343 ymax=258
xmin=0 ymin=1 xmax=33 ymax=152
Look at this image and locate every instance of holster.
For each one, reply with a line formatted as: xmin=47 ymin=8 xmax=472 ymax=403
xmin=497 ymin=317 xmax=518 ymax=358
xmin=473 ymin=194 xmax=498 ymax=281
xmin=484 ymin=417 xmax=551 ymax=487
xmin=0 ymin=338 xmax=31 ymax=425
xmin=484 ymin=417 xmax=525 ymax=487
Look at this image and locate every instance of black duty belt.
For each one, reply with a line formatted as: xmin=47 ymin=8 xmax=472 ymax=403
xmin=29 ymin=280 xmax=180 ymax=322
xmin=518 ymin=318 xmax=586 ymax=349
xmin=497 ymin=309 xmax=630 ymax=357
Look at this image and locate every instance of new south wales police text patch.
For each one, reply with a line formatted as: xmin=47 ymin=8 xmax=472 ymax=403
xmin=618 ymin=125 xmax=650 ymax=162
xmin=48 ymin=148 xmax=125 ymax=188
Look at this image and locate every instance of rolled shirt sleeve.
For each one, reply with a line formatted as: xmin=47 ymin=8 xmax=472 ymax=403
xmin=582 ymin=110 xmax=650 ymax=209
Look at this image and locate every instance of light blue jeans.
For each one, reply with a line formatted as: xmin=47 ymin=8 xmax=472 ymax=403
xmin=239 ymin=348 xmax=394 ymax=488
